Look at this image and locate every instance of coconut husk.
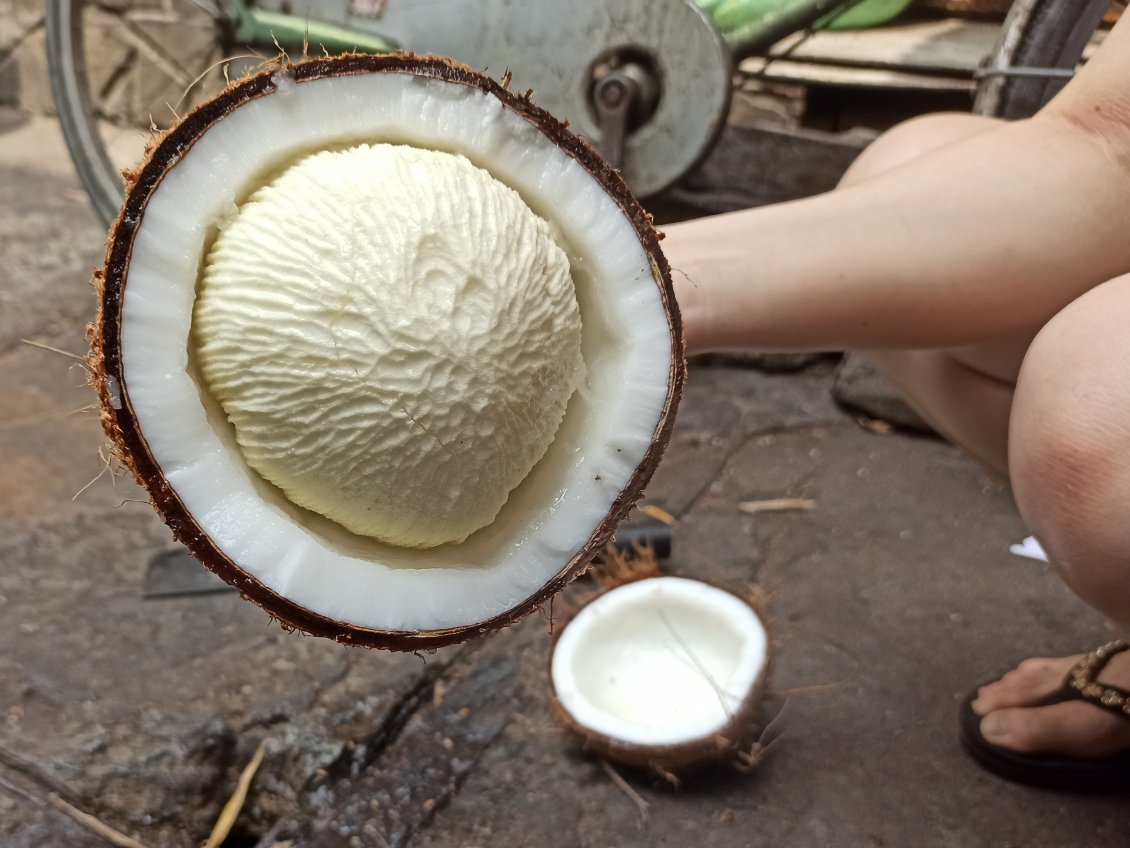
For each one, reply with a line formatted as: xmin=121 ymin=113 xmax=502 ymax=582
xmin=89 ymin=53 xmax=685 ymax=651
xmin=546 ymin=550 xmax=775 ymax=778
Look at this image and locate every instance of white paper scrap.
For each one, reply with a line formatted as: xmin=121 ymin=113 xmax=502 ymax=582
xmin=1009 ymin=535 xmax=1048 ymax=562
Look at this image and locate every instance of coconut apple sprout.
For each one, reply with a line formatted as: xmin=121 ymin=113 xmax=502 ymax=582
xmin=194 ymin=143 xmax=584 ymax=548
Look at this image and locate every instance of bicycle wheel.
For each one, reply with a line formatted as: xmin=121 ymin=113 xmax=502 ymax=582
xmin=974 ymin=0 xmax=1115 ymax=119
xmin=46 ymin=0 xmax=236 ymax=228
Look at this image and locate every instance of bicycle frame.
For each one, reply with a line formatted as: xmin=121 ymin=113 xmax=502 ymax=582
xmin=228 ymin=0 xmax=395 ymax=54
xmin=722 ymin=0 xmax=884 ymax=60
xmin=229 ymin=0 xmax=872 ymax=60
xmin=52 ymin=0 xmax=1044 ymax=227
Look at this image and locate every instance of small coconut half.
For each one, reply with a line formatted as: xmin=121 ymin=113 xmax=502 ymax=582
xmin=90 ymin=55 xmax=683 ymax=650
xmin=549 ymin=573 xmax=770 ymax=773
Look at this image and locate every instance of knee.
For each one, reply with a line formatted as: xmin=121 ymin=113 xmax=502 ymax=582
xmin=839 ymin=113 xmax=1001 ymax=187
xmin=1009 ymin=279 xmax=1130 ymax=597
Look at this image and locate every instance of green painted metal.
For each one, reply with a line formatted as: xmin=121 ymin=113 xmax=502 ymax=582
xmin=702 ymin=0 xmax=910 ymax=42
xmin=228 ymin=0 xmax=398 ymax=53
xmin=824 ymin=0 xmax=912 ymax=30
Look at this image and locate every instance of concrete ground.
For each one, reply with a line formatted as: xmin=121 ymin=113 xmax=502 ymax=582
xmin=1 ymin=110 xmax=1126 ymax=848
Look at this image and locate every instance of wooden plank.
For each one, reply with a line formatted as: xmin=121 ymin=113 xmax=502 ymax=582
xmin=740 ymin=56 xmax=976 ymax=91
xmin=741 ymin=18 xmax=1108 ymax=90
xmin=740 ymin=18 xmax=1000 ymax=75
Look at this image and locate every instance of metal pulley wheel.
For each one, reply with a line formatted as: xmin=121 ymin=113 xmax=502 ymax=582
xmin=302 ymin=0 xmax=734 ymax=196
xmin=47 ymin=0 xmax=732 ymax=224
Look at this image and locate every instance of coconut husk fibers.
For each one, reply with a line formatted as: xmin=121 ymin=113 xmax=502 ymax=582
xmin=546 ymin=546 xmax=774 ymax=777
xmin=89 ymin=54 xmax=685 ymax=650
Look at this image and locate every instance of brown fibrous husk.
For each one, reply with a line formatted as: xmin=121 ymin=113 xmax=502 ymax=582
xmin=546 ymin=552 xmax=773 ymax=777
xmin=89 ymin=53 xmax=685 ymax=651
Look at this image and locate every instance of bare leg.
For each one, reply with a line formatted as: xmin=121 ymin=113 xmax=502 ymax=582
xmin=842 ymin=137 xmax=1130 ymax=757
xmin=833 ymin=113 xmax=1024 ymax=476
xmin=970 ymin=276 xmax=1130 ymax=757
xmin=663 ymin=110 xmax=1130 ymax=354
xmin=862 ymin=348 xmax=1014 ymax=475
xmin=663 ymin=110 xmax=1130 ymax=760
xmin=1011 ymin=279 xmax=1130 ymax=628
xmin=665 ymin=12 xmax=1130 ymax=358
xmin=842 ymin=124 xmax=1130 ymax=757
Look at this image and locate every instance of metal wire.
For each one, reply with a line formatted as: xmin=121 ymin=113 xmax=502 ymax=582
xmin=974 ymin=66 xmax=1076 ymax=80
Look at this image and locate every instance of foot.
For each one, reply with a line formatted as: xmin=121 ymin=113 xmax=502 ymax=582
xmin=971 ymin=649 xmax=1130 ymax=759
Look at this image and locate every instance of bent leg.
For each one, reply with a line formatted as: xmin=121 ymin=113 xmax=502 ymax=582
xmin=971 ymin=274 xmax=1130 ymax=757
xmin=667 ymin=112 xmax=1010 ymax=353
xmin=1010 ymin=274 xmax=1130 ymax=630
xmin=838 ymin=112 xmax=999 ymax=185
xmin=840 ymin=114 xmax=1024 ymax=475
xmin=664 ymin=99 xmax=1130 ymax=354
xmin=862 ymin=348 xmax=1013 ymax=475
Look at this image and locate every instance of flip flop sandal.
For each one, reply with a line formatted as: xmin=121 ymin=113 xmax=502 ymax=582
xmin=960 ymin=640 xmax=1130 ymax=791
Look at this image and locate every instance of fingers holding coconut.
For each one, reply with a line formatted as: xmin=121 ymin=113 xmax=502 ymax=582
xmin=92 ymin=55 xmax=684 ymax=649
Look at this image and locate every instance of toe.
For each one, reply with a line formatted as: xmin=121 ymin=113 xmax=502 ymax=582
xmin=980 ymin=701 xmax=1130 ymax=758
xmin=971 ymin=656 xmax=1079 ymax=716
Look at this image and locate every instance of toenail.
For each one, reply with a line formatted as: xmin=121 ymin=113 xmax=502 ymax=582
xmin=982 ymin=715 xmax=1009 ymax=741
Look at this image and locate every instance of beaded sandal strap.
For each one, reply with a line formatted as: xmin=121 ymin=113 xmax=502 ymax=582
xmin=1066 ymin=640 xmax=1130 ymax=721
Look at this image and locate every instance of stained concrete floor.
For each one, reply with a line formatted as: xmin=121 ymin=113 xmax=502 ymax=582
xmin=1 ymin=110 xmax=1126 ymax=848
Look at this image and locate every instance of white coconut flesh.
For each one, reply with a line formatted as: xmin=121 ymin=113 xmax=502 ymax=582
xmin=193 ymin=143 xmax=585 ymax=549
xmin=119 ymin=70 xmax=673 ymax=633
xmin=551 ymin=577 xmax=768 ymax=747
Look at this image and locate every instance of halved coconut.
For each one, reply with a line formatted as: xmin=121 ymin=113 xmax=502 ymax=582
xmin=90 ymin=55 xmax=684 ymax=650
xmin=549 ymin=573 xmax=770 ymax=773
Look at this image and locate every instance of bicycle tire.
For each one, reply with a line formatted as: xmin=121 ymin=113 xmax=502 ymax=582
xmin=45 ymin=0 xmax=123 ymax=228
xmin=974 ymin=0 xmax=1112 ymax=120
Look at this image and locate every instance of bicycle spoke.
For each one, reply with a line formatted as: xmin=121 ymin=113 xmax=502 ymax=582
xmin=80 ymin=0 xmax=232 ymax=128
xmin=118 ymin=17 xmax=196 ymax=88
xmin=95 ymin=45 xmax=139 ymax=118
xmin=178 ymin=0 xmax=227 ymax=22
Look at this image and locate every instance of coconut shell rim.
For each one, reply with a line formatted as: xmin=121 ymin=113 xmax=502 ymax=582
xmin=546 ymin=574 xmax=772 ymax=772
xmin=89 ymin=53 xmax=686 ymax=651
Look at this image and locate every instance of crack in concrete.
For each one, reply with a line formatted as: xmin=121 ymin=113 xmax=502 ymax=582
xmin=0 ymin=744 xmax=80 ymax=803
xmin=312 ymin=648 xmax=466 ymax=787
xmin=677 ymin=417 xmax=854 ymax=521
xmin=253 ymin=641 xmax=515 ymax=848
